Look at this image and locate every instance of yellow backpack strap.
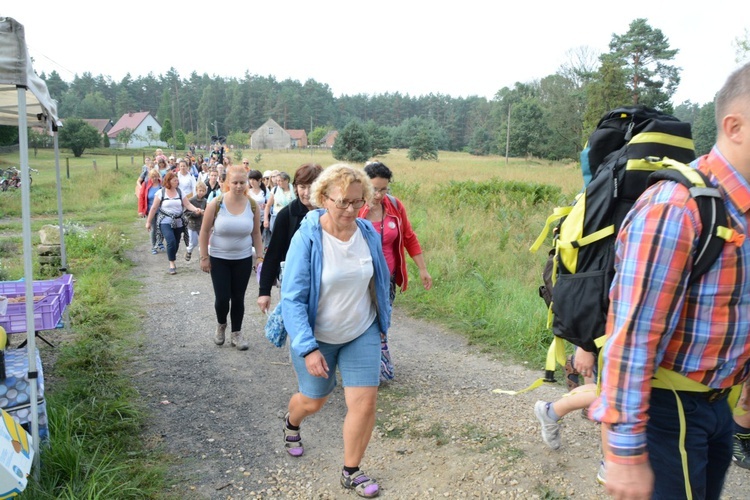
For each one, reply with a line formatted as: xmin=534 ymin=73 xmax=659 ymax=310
xmin=491 ymin=337 xmax=565 ymax=395
xmin=212 ymin=193 xmax=224 ymax=224
xmin=530 ymin=206 xmax=572 ymax=252
xmin=246 ymin=194 xmax=258 ymax=215
xmin=651 ymin=367 xmax=744 ymax=500
xmin=556 ymin=225 xmax=615 ymax=250
xmin=650 ymin=368 xmax=696 ymax=500
xmin=544 ymin=336 xmax=567 ymax=382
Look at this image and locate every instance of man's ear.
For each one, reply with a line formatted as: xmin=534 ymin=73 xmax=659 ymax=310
xmin=722 ymin=110 xmax=749 ymax=145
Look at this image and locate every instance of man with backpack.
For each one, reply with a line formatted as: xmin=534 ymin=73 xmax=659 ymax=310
xmin=590 ymin=62 xmax=750 ymax=499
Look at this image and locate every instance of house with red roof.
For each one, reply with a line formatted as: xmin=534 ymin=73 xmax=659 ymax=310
xmin=82 ymin=118 xmax=114 ymax=136
xmin=287 ymin=129 xmax=308 ymax=148
xmin=108 ymin=111 xmax=166 ymax=148
xmin=320 ymin=130 xmax=338 ymax=148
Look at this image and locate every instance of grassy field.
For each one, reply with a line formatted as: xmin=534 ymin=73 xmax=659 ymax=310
xmin=0 ymin=146 xmax=583 ymax=497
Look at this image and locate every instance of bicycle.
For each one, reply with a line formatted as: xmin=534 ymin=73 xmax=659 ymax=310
xmin=0 ymin=166 xmax=37 ymax=190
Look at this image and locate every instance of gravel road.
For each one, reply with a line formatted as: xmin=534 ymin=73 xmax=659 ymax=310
xmin=128 ymin=220 xmax=748 ymax=499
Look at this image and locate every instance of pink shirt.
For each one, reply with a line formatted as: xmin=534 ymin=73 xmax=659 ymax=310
xmin=372 ymin=214 xmax=399 ymax=275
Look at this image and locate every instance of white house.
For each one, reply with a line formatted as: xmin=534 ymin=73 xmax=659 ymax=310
xmin=108 ymin=111 xmax=167 ymax=148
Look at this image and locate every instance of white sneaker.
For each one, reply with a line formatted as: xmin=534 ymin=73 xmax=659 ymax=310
xmin=534 ymin=400 xmax=561 ymax=450
xmin=596 ymin=460 xmax=606 ymax=485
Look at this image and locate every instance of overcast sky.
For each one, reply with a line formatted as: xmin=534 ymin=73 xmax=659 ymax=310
xmin=3 ymin=1 xmax=748 ymax=106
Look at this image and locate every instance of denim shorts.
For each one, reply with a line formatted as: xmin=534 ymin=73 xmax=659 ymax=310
xmin=291 ymin=320 xmax=381 ymax=399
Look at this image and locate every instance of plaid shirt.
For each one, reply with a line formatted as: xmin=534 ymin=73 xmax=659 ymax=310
xmin=590 ymin=147 xmax=750 ymax=464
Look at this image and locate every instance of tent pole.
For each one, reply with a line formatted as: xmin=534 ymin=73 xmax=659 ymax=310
xmin=54 ymin=131 xmax=67 ymax=272
xmin=17 ymin=86 xmax=41 ymax=477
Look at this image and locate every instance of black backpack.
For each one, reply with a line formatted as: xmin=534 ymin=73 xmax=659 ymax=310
xmin=531 ymin=106 xmax=733 ymax=381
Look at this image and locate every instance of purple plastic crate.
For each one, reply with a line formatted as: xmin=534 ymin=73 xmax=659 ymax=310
xmin=0 ymin=284 xmax=65 ymax=334
xmin=58 ymin=274 xmax=74 ymax=306
xmin=0 ymin=274 xmax=73 ymax=310
xmin=42 ymin=274 xmax=73 ymax=307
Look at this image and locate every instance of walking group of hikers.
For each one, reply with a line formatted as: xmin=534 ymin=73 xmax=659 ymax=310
xmin=136 ymin=145 xmax=432 ymax=496
xmin=134 ymin=62 xmax=750 ymax=498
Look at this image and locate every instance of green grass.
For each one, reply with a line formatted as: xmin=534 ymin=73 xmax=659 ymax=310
xmin=0 ymin=146 xmax=584 ymax=496
xmin=0 ymin=150 xmax=167 ymax=498
xmin=17 ymin=225 xmax=167 ymax=499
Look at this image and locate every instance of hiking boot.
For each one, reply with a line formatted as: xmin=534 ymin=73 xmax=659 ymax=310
xmin=283 ymin=412 xmax=304 ymax=457
xmin=185 ymin=251 xmax=192 ymax=262
xmin=230 ymin=331 xmax=248 ymax=351
xmin=534 ymin=400 xmax=561 ymax=450
xmin=733 ymin=433 xmax=750 ymax=469
xmin=214 ymin=323 xmax=227 ymax=345
xmin=151 ymin=247 xmax=158 ymax=255
xmin=341 ymin=469 xmax=379 ymax=498
xmin=596 ymin=460 xmax=606 ymax=485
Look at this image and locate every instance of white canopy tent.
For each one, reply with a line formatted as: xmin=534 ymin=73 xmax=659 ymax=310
xmin=0 ymin=16 xmax=64 ymax=473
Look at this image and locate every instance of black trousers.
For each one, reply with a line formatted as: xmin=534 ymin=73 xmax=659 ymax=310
xmin=209 ymin=255 xmax=253 ymax=331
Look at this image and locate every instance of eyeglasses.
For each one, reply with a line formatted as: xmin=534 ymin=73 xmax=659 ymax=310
xmin=373 ymin=187 xmax=390 ymax=195
xmin=327 ymin=197 xmax=366 ymax=209
xmin=242 ymin=161 xmax=249 ymax=165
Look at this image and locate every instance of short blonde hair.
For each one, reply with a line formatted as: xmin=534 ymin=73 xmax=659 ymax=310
xmin=310 ymin=163 xmax=373 ymax=208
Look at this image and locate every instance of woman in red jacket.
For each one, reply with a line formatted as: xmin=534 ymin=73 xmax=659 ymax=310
xmin=358 ymin=161 xmax=432 ymax=381
xmin=138 ymin=169 xmax=163 ymax=253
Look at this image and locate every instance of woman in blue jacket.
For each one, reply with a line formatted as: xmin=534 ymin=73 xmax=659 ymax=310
xmin=280 ymin=163 xmax=391 ymax=498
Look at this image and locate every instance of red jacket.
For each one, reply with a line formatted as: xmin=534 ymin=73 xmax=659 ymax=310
xmin=358 ymin=194 xmax=422 ymax=292
xmin=138 ymin=178 xmax=161 ymax=216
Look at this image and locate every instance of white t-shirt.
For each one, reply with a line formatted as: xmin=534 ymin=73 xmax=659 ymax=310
xmin=178 ymin=171 xmax=196 ymax=196
xmin=249 ymin=189 xmax=267 ymax=220
xmin=155 ymin=189 xmax=184 ymax=226
xmin=314 ymin=227 xmax=376 ymax=344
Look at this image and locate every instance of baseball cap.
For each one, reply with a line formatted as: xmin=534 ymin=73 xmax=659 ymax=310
xmin=169 ymin=155 xmax=175 ymax=160
xmin=263 ymin=170 xmax=272 ymax=178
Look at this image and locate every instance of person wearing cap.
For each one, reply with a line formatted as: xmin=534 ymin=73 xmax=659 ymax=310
xmin=262 ymin=170 xmax=274 ymax=190
xmin=168 ymin=156 xmax=178 ymax=172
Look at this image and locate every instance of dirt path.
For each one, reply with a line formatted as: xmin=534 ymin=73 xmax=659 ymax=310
xmin=127 ymin=219 xmax=748 ymax=499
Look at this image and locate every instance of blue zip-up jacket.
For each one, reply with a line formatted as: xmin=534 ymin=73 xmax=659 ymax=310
xmin=281 ymin=209 xmax=392 ymax=358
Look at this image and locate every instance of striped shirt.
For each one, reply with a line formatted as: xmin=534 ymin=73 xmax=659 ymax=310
xmin=590 ymin=147 xmax=750 ymax=464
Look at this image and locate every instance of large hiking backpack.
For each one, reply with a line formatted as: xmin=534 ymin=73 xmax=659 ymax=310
xmin=530 ymin=106 xmax=733 ymax=381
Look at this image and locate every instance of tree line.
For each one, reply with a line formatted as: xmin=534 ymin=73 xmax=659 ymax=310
xmin=15 ymin=18 xmax=745 ymax=160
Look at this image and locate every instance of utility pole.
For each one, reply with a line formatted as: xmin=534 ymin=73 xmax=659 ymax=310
xmin=171 ymin=96 xmax=176 ymax=154
xmin=505 ymin=103 xmax=512 ymax=165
